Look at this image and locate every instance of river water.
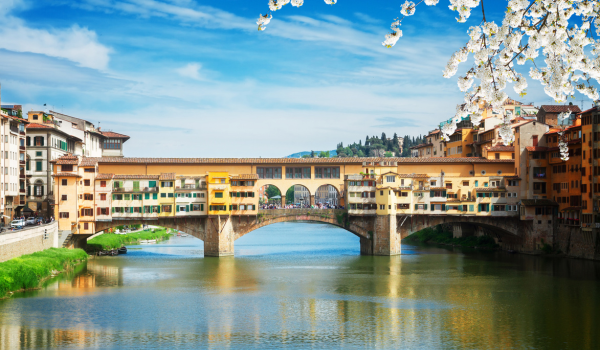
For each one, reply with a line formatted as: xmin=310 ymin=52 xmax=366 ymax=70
xmin=1 ymin=223 xmax=599 ymax=349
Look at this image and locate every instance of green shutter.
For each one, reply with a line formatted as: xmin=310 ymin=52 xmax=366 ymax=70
xmin=201 ymin=204 xmax=204 ymax=211
xmin=424 ymin=204 xmax=428 ymax=210
xmin=193 ymin=193 xmax=197 ymax=198
xmin=112 ymin=207 xmax=115 ymax=213
xmin=149 ymin=181 xmax=156 ymax=187
xmin=186 ymin=205 xmax=189 ymax=212
xmin=145 ymin=193 xmax=149 ymax=199
xmin=442 ymin=191 xmax=446 ymax=197
xmin=469 ymin=205 xmax=474 ymax=212
xmin=133 ymin=181 xmax=140 ymax=190
xmin=430 ymin=191 xmax=434 ymax=197
xmin=27 ymin=186 xmax=31 ymax=196
xmin=442 ymin=204 xmax=446 ymax=211
xmin=153 ymin=193 xmax=157 ymax=199
xmin=414 ymin=204 xmax=418 ymax=210
xmin=431 ymin=204 xmax=434 ymax=211
xmin=176 ymin=206 xmax=180 ymax=212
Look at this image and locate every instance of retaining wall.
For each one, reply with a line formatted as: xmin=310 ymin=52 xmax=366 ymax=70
xmin=0 ymin=223 xmax=59 ymax=262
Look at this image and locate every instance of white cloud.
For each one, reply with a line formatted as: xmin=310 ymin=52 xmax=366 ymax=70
xmin=0 ymin=0 xmax=111 ymax=70
xmin=176 ymin=62 xmax=203 ymax=80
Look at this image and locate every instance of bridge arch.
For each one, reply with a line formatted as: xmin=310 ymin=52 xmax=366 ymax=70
xmin=283 ymin=184 xmax=311 ymax=207
xmin=232 ymin=209 xmax=370 ymax=241
xmin=314 ymin=184 xmax=341 ymax=207
xmin=258 ymin=184 xmax=283 ymax=206
xmin=93 ymin=217 xmax=208 ymax=241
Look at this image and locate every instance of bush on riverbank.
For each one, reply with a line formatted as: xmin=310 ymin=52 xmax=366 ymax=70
xmin=87 ymin=228 xmax=172 ymax=251
xmin=0 ymin=248 xmax=88 ymax=298
xmin=403 ymin=225 xmax=498 ymax=249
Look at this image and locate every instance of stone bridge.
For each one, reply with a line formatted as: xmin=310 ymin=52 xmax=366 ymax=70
xmin=93 ymin=209 xmax=528 ymax=256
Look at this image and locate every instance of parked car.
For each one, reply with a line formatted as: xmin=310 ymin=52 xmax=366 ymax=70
xmin=11 ymin=219 xmax=25 ymax=228
xmin=25 ymin=217 xmax=36 ymax=226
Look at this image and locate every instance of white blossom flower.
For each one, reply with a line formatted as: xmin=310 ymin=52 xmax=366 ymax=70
xmin=382 ymin=31 xmax=402 ymax=48
xmin=257 ymin=14 xmax=272 ymax=31
xmin=324 ymin=0 xmax=337 ymax=4
xmin=424 ymin=0 xmax=439 ymax=5
xmin=291 ymin=0 xmax=304 ymax=7
xmin=401 ymin=1 xmax=416 ymax=16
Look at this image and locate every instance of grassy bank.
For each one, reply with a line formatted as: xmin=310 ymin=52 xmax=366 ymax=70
xmin=403 ymin=225 xmax=498 ymax=249
xmin=0 ymin=248 xmax=88 ymax=298
xmin=87 ymin=228 xmax=172 ymax=251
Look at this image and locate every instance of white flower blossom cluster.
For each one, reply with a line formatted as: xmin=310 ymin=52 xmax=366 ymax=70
xmin=557 ymin=111 xmax=571 ymax=161
xmin=257 ymin=14 xmax=272 ymax=31
xmin=255 ymin=0 xmax=600 ymax=159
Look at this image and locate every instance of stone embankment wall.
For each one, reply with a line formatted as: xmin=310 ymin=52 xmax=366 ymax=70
xmin=555 ymin=225 xmax=600 ymax=260
xmin=0 ymin=223 xmax=59 ymax=262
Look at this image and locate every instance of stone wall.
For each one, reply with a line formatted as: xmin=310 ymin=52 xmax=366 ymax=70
xmin=555 ymin=225 xmax=600 ymax=260
xmin=0 ymin=223 xmax=59 ymax=262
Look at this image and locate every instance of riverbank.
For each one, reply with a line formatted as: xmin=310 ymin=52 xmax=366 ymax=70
xmin=0 ymin=248 xmax=88 ymax=298
xmin=403 ymin=226 xmax=498 ymax=249
xmin=87 ymin=228 xmax=173 ymax=251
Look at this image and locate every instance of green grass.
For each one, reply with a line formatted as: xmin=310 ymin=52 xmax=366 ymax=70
xmin=0 ymin=248 xmax=88 ymax=298
xmin=403 ymin=225 xmax=498 ymax=249
xmin=87 ymin=228 xmax=172 ymax=251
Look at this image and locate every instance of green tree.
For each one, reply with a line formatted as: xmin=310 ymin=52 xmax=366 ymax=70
xmin=285 ymin=186 xmax=295 ymax=204
xmin=265 ymin=185 xmax=280 ymax=199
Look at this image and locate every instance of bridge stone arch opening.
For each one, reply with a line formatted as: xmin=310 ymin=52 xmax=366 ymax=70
xmin=258 ymin=184 xmax=283 ymax=206
xmin=283 ymin=184 xmax=311 ymax=207
xmin=314 ymin=184 xmax=341 ymax=207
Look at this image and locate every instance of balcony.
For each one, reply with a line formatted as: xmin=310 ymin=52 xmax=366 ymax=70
xmin=19 ymin=160 xmax=25 ymax=165
xmin=19 ymin=173 xmax=25 ymax=179
xmin=533 ymin=173 xmax=546 ymax=179
xmin=113 ymin=186 xmax=158 ymax=193
xmin=19 ymin=145 xmax=25 ymax=151
xmin=176 ymin=185 xmax=207 ymax=191
xmin=19 ymin=189 xmax=25 ymax=194
xmin=9 ymin=126 xmax=18 ymax=134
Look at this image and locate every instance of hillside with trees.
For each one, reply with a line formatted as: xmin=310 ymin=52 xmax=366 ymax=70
xmin=334 ymin=133 xmax=425 ymax=158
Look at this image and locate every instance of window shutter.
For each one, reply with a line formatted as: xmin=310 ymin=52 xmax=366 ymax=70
xmin=201 ymin=204 xmax=204 ymax=211
xmin=424 ymin=204 xmax=428 ymax=210
xmin=430 ymin=191 xmax=434 ymax=197
xmin=112 ymin=207 xmax=115 ymax=213
xmin=26 ymin=137 xmax=30 ymax=146
xmin=97 ymin=208 xmax=101 ymax=215
xmin=27 ymin=186 xmax=30 ymax=196
xmin=442 ymin=191 xmax=446 ymax=197
xmin=414 ymin=204 xmax=418 ymax=210
xmin=186 ymin=205 xmax=189 ymax=212
xmin=41 ymin=186 xmax=44 ymax=196
xmin=40 ymin=137 xmax=44 ymax=146
xmin=176 ymin=206 xmax=180 ymax=212
xmin=431 ymin=204 xmax=434 ymax=211
xmin=469 ymin=205 xmax=474 ymax=212
xmin=193 ymin=193 xmax=197 ymax=198
xmin=442 ymin=204 xmax=446 ymax=211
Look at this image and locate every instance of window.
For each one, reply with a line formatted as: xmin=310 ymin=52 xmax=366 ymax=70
xmin=35 ymin=161 xmax=42 ymax=172
xmin=84 ymin=194 xmax=93 ymax=200
xmin=430 ymin=180 xmax=436 ymax=186
xmin=103 ymin=139 xmax=122 ymax=149
xmin=81 ymin=208 xmax=93 ymax=216
xmin=161 ymin=181 xmax=173 ymax=187
xmin=113 ymin=194 xmax=123 ymax=200
xmin=100 ymin=194 xmax=107 ymax=200
xmin=98 ymin=208 xmax=109 ymax=215
xmin=35 ymin=151 xmax=42 ymax=157
xmin=59 ymin=212 xmax=69 ymax=219
xmin=61 ymin=195 xmax=67 ymax=201
xmin=215 ymin=192 xmax=224 ymax=198
xmin=61 ymin=179 xmax=68 ymax=186
xmin=379 ymin=205 xmax=385 ymax=210
xmin=84 ymin=179 xmax=91 ymax=186
xmin=314 ymin=167 xmax=340 ymax=179
xmin=257 ymin=167 xmax=282 ymax=179
xmin=161 ymin=205 xmax=172 ymax=213
xmin=62 ymin=165 xmax=73 ymax=172
xmin=445 ymin=183 xmax=452 ymax=189
xmin=386 ymin=176 xmax=395 ymax=183
xmin=286 ymin=167 xmax=311 ymax=179
xmin=463 ymin=181 xmax=469 ymax=186
xmin=100 ymin=181 xmax=107 ymax=187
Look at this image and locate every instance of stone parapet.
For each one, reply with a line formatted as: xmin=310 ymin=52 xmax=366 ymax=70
xmin=0 ymin=223 xmax=59 ymax=262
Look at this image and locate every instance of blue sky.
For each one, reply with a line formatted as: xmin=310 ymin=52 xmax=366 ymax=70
xmin=0 ymin=1 xmax=593 ymax=157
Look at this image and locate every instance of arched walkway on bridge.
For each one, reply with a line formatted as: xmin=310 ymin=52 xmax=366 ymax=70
xmin=259 ymin=184 xmax=283 ymax=207
xmin=314 ymin=184 xmax=341 ymax=208
xmin=283 ymin=184 xmax=311 ymax=208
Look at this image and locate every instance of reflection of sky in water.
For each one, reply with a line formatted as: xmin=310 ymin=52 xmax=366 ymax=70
xmin=0 ymin=223 xmax=599 ymax=350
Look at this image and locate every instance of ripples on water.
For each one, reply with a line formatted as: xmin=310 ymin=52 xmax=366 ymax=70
xmin=1 ymin=223 xmax=599 ymax=349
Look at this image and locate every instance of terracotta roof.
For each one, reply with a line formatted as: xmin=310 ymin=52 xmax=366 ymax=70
xmin=231 ymin=174 xmax=259 ymax=180
xmin=3 ymin=114 xmax=29 ymax=124
xmin=84 ymin=157 xmax=515 ymax=164
xmin=409 ymin=143 xmax=433 ymax=149
xmin=540 ymin=105 xmax=581 ymax=113
xmin=487 ymin=146 xmax=514 ymax=152
xmin=579 ymin=106 xmax=598 ymax=114
xmin=80 ymin=158 xmax=99 ymax=167
xmin=26 ymin=123 xmax=54 ymax=129
xmin=521 ymin=199 xmax=559 ymax=206
xmin=397 ymin=174 xmax=429 ymax=178
xmin=96 ymin=173 xmax=114 ymax=180
xmin=52 ymin=154 xmax=78 ymax=164
xmin=428 ymin=130 xmax=440 ymax=135
xmin=53 ymin=172 xmax=81 ymax=178
xmin=475 ymin=187 xmax=507 ymax=192
xmin=526 ymin=146 xmax=548 ymax=152
xmin=101 ymin=131 xmax=130 ymax=140
xmin=160 ymin=173 xmax=175 ymax=180
xmin=114 ymin=174 xmax=160 ymax=179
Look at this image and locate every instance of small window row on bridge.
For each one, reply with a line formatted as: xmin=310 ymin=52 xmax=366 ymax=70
xmin=257 ymin=167 xmax=340 ymax=179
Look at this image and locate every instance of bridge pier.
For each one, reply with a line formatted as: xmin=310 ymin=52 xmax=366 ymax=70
xmin=204 ymin=215 xmax=234 ymax=257
xmin=360 ymin=215 xmax=400 ymax=256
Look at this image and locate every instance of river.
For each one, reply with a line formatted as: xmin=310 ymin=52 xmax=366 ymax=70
xmin=1 ymin=223 xmax=599 ymax=349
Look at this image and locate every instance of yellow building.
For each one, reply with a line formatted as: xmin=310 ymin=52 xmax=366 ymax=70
xmin=446 ymin=128 xmax=475 ymax=158
xmin=207 ymin=172 xmax=231 ymax=215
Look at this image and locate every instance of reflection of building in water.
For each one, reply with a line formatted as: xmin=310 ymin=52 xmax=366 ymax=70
xmin=0 ymin=325 xmax=97 ymax=349
xmin=85 ymin=262 xmax=123 ymax=287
